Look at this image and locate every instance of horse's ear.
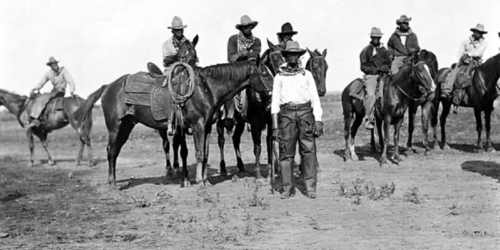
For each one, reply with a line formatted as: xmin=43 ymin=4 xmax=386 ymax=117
xmin=322 ymin=49 xmax=327 ymax=57
xmin=255 ymin=55 xmax=261 ymax=67
xmin=307 ymin=48 xmax=315 ymax=58
xmin=267 ymin=39 xmax=277 ymax=51
xmin=192 ymin=35 xmax=199 ymax=48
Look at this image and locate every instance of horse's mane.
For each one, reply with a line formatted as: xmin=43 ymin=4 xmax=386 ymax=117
xmin=0 ymin=88 xmax=25 ymax=99
xmin=194 ymin=61 xmax=254 ymax=83
xmin=418 ymin=49 xmax=438 ymax=78
xmin=388 ymin=59 xmax=414 ymax=85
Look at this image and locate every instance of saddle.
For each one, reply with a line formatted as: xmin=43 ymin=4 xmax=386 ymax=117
xmin=450 ymin=58 xmax=480 ymax=105
xmin=349 ymin=76 xmax=385 ymax=101
xmin=124 ymin=64 xmax=172 ymax=120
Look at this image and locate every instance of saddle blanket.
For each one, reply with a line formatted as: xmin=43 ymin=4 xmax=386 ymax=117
xmin=348 ymin=77 xmax=385 ymax=101
xmin=124 ymin=72 xmax=171 ymax=120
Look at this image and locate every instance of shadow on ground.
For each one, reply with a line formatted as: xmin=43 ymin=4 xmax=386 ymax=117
xmin=461 ymin=160 xmax=500 ymax=182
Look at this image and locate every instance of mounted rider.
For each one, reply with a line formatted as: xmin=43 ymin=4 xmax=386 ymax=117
xmin=360 ymin=27 xmax=391 ymax=130
xmin=224 ymin=15 xmax=262 ymax=129
xmin=387 ymin=15 xmax=420 ymax=74
xmin=442 ymin=24 xmax=488 ymax=102
xmin=271 ymin=41 xmax=323 ymax=199
xmin=162 ymin=16 xmax=189 ymax=73
xmin=276 ymin=22 xmax=298 ymax=49
xmin=24 ymin=57 xmax=76 ymax=130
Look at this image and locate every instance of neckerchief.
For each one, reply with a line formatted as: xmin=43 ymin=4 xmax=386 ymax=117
xmin=370 ymin=43 xmax=384 ymax=57
xmin=468 ymin=36 xmax=484 ymax=49
xmin=237 ymin=32 xmax=255 ymax=52
xmin=172 ymin=36 xmax=187 ymax=50
xmin=279 ymin=62 xmax=305 ymax=76
xmin=395 ymin=28 xmax=413 ymax=37
xmin=53 ymin=66 xmax=64 ymax=77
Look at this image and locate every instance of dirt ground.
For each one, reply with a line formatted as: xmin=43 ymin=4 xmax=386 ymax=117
xmin=1 ymin=101 xmax=500 ymax=249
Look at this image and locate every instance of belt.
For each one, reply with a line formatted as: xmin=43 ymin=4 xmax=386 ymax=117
xmin=280 ymin=101 xmax=312 ymax=110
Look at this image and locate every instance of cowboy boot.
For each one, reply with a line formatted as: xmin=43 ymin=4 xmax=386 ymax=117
xmin=304 ymin=178 xmax=317 ymax=199
xmin=25 ymin=119 xmax=40 ymax=130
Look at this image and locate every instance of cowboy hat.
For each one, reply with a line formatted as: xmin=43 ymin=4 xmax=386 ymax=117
xmin=470 ymin=24 xmax=487 ymax=34
xmin=396 ymin=15 xmax=412 ymax=24
xmin=168 ymin=16 xmax=187 ymax=29
xmin=277 ymin=22 xmax=298 ymax=36
xmin=281 ymin=41 xmax=306 ymax=57
xmin=46 ymin=56 xmax=59 ymax=66
xmin=235 ymin=15 xmax=258 ymax=30
xmin=369 ymin=27 xmax=383 ymax=37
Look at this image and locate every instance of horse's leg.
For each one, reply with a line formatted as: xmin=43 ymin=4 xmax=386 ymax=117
xmin=380 ymin=116 xmax=390 ymax=166
xmin=421 ymin=102 xmax=432 ymax=152
xmin=266 ymin=123 xmax=273 ymax=178
xmin=430 ymin=98 xmax=440 ymax=150
xmin=216 ymin=120 xmax=227 ymax=176
xmin=172 ymin=131 xmax=182 ymax=179
xmin=106 ymin=118 xmax=135 ymax=187
xmin=440 ymin=101 xmax=452 ymax=150
xmin=76 ymin=135 xmax=85 ymax=166
xmin=202 ymin=131 xmax=211 ymax=185
xmin=84 ymin=133 xmax=93 ymax=166
xmin=192 ymin=123 xmax=206 ymax=186
xmin=406 ymin=102 xmax=417 ymax=154
xmin=36 ymin=132 xmax=55 ymax=165
xmin=250 ymin=123 xmax=263 ymax=178
xmin=393 ymin=119 xmax=404 ymax=163
xmin=376 ymin=117 xmax=384 ymax=150
xmin=27 ymin=130 xmax=35 ymax=166
xmin=484 ymin=105 xmax=495 ymax=152
xmin=158 ymin=129 xmax=173 ymax=179
xmin=343 ymin=110 xmax=352 ymax=161
xmin=474 ymin=107 xmax=484 ymax=150
xmin=350 ymin=114 xmax=363 ymax=161
xmin=232 ymin=121 xmax=246 ymax=173
xmin=180 ymin=132 xmax=189 ymax=179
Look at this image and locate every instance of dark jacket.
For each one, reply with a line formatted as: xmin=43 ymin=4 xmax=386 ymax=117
xmin=360 ymin=44 xmax=391 ymax=75
xmin=387 ymin=29 xmax=420 ymax=57
xmin=227 ymin=34 xmax=261 ymax=62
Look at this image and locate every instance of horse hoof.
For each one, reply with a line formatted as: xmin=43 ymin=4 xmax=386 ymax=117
xmin=380 ymin=162 xmax=388 ymax=167
xmin=442 ymin=144 xmax=451 ymax=151
xmin=256 ymin=172 xmax=264 ymax=179
xmin=48 ymin=160 xmax=55 ymax=166
xmin=220 ymin=170 xmax=228 ymax=177
xmin=352 ymin=154 xmax=359 ymax=162
xmin=487 ymin=147 xmax=496 ymax=153
xmin=182 ymin=180 xmax=192 ymax=188
xmin=204 ymin=180 xmax=213 ymax=187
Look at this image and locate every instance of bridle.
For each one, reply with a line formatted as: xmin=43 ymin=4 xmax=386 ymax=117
xmin=257 ymin=64 xmax=273 ymax=96
xmin=396 ymin=61 xmax=432 ymax=102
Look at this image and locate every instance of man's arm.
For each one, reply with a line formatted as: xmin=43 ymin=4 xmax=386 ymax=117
xmin=62 ymin=68 xmax=76 ymax=94
xmin=228 ymin=35 xmax=240 ymax=62
xmin=307 ymin=72 xmax=322 ymax=121
xmin=457 ymin=40 xmax=467 ymax=61
xmin=34 ymin=72 xmax=49 ymax=91
xmin=410 ymin=34 xmax=420 ymax=52
xmin=270 ymin=76 xmax=282 ymax=116
xmin=247 ymin=38 xmax=261 ymax=59
xmin=360 ymin=48 xmax=378 ymax=75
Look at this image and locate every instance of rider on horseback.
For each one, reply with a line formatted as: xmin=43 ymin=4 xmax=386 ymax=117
xmin=388 ymin=15 xmax=420 ymax=75
xmin=360 ymin=27 xmax=391 ymax=130
xmin=276 ymin=22 xmax=298 ymax=49
xmin=224 ymin=15 xmax=262 ymax=129
xmin=162 ymin=16 xmax=189 ymax=73
xmin=25 ymin=57 xmax=76 ymax=130
xmin=442 ymin=24 xmax=488 ymax=102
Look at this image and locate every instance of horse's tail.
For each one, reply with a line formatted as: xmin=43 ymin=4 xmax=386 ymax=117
xmin=73 ymin=85 xmax=108 ymax=124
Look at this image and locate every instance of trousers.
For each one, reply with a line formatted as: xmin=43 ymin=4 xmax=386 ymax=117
xmin=363 ymin=75 xmax=378 ymax=119
xmin=391 ymin=56 xmax=407 ymax=75
xmin=278 ymin=102 xmax=318 ymax=189
xmin=28 ymin=88 xmax=65 ymax=119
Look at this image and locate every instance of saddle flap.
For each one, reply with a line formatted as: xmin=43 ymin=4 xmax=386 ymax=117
xmin=124 ymin=72 xmax=154 ymax=93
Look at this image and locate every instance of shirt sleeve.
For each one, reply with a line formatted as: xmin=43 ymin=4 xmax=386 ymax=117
xmin=457 ymin=40 xmax=467 ymax=60
xmin=62 ymin=68 xmax=76 ymax=93
xmin=228 ymin=36 xmax=239 ymax=62
xmin=387 ymin=36 xmax=395 ymax=55
xmin=34 ymin=72 xmax=50 ymax=90
xmin=412 ymin=34 xmax=420 ymax=52
xmin=307 ymin=72 xmax=323 ymax=121
xmin=360 ymin=47 xmax=378 ymax=75
xmin=248 ymin=38 xmax=261 ymax=59
xmin=270 ymin=75 xmax=282 ymax=115
xmin=468 ymin=40 xmax=488 ymax=58
xmin=162 ymin=39 xmax=176 ymax=59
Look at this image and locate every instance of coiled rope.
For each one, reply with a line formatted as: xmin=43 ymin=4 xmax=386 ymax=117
xmin=166 ymin=62 xmax=195 ymax=105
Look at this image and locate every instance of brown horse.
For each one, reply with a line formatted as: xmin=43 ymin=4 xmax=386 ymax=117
xmin=74 ymin=57 xmax=273 ymax=187
xmin=0 ymin=89 xmax=93 ymax=166
xmin=342 ymin=53 xmax=435 ymax=165
xmin=215 ymin=40 xmax=328 ymax=179
xmin=432 ymin=53 xmax=500 ymax=151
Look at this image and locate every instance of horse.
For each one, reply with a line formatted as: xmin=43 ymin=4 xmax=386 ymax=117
xmin=432 ymin=53 xmax=500 ymax=151
xmin=73 ymin=56 xmax=273 ymax=187
xmin=342 ymin=53 xmax=435 ymax=165
xmin=215 ymin=39 xmax=328 ymax=179
xmin=406 ymin=50 xmax=439 ymax=153
xmin=0 ymin=89 xmax=93 ymax=166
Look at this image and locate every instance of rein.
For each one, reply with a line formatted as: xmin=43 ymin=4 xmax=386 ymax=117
xmin=395 ymin=61 xmax=430 ymax=102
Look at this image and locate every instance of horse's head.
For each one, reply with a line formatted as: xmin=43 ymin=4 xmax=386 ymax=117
xmin=306 ymin=48 xmax=328 ymax=97
xmin=177 ymin=35 xmax=199 ymax=66
xmin=264 ymin=39 xmax=285 ymax=76
xmin=248 ymin=56 xmax=274 ymax=97
xmin=411 ymin=59 xmax=436 ymax=96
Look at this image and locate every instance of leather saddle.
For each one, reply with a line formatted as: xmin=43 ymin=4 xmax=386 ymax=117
xmin=147 ymin=62 xmax=164 ymax=78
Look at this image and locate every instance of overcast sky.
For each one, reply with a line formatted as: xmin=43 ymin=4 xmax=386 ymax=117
xmin=1 ymin=0 xmax=499 ymax=98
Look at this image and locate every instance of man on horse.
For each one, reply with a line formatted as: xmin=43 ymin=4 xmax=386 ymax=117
xmin=224 ymin=15 xmax=262 ymax=128
xmin=442 ymin=24 xmax=488 ymax=105
xmin=162 ymin=16 xmax=189 ymax=73
xmin=24 ymin=57 xmax=76 ymax=129
xmin=276 ymin=22 xmax=298 ymax=49
xmin=360 ymin=27 xmax=391 ymax=130
xmin=271 ymin=41 xmax=323 ymax=199
xmin=388 ymin=15 xmax=420 ymax=74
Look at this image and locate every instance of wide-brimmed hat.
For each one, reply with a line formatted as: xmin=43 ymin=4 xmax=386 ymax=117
xmin=396 ymin=15 xmax=412 ymax=24
xmin=277 ymin=22 xmax=298 ymax=36
xmin=235 ymin=15 xmax=258 ymax=30
xmin=281 ymin=41 xmax=306 ymax=56
xmin=46 ymin=56 xmax=59 ymax=66
xmin=168 ymin=16 xmax=187 ymax=29
xmin=470 ymin=24 xmax=487 ymax=34
xmin=369 ymin=27 xmax=383 ymax=37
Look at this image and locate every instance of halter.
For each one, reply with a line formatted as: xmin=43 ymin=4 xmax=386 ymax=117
xmin=306 ymin=55 xmax=325 ymax=71
xmin=267 ymin=50 xmax=284 ymax=75
xmin=258 ymin=64 xmax=274 ymax=96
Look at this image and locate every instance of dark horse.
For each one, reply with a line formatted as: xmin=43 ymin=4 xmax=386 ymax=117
xmin=215 ymin=39 xmax=328 ymax=179
xmin=74 ymin=54 xmax=273 ymax=187
xmin=342 ymin=53 xmax=435 ymax=165
xmin=432 ymin=53 xmax=500 ymax=151
xmin=0 ymin=89 xmax=93 ymax=166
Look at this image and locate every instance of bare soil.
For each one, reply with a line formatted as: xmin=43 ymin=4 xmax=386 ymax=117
xmin=1 ymin=101 xmax=500 ymax=249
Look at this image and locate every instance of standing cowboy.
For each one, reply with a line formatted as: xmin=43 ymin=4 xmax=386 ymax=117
xmin=25 ymin=57 xmax=76 ymax=129
xmin=271 ymin=41 xmax=323 ymax=199
xmin=387 ymin=15 xmax=420 ymax=74
xmin=442 ymin=24 xmax=488 ymax=100
xmin=276 ymin=22 xmax=298 ymax=49
xmin=360 ymin=27 xmax=391 ymax=129
xmin=162 ymin=16 xmax=189 ymax=73
xmin=224 ymin=15 xmax=262 ymax=127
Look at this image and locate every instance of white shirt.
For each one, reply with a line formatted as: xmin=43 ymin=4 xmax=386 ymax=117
xmin=162 ymin=37 xmax=178 ymax=59
xmin=35 ymin=67 xmax=75 ymax=93
xmin=271 ymin=69 xmax=323 ymax=121
xmin=457 ymin=36 xmax=488 ymax=60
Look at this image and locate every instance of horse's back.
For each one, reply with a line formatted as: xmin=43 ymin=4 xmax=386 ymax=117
xmin=342 ymin=78 xmax=364 ymax=116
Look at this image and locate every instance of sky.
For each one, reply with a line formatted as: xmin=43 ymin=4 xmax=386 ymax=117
xmin=1 ymin=0 xmax=500 ymax=98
